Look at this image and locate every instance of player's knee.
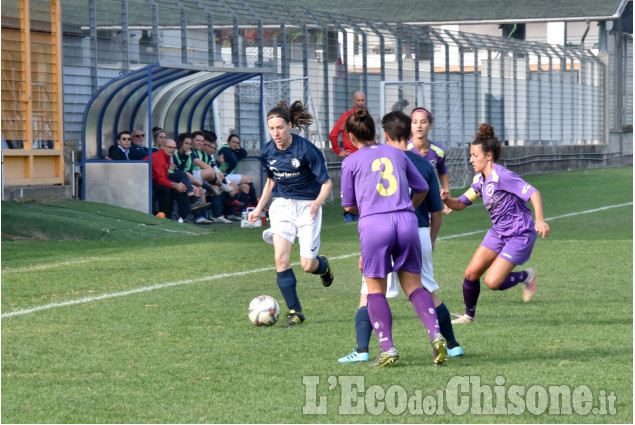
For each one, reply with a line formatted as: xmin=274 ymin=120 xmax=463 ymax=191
xmin=483 ymin=276 xmax=501 ymax=290
xmin=299 ymin=258 xmax=314 ymax=273
xmin=464 ymin=269 xmax=480 ymax=281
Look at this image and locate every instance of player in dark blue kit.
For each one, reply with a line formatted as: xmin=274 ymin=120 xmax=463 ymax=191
xmin=248 ymin=101 xmax=334 ymax=326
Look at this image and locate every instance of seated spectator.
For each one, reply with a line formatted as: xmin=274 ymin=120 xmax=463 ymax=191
xmin=173 ymin=133 xmax=213 ymax=224
xmin=151 ymin=127 xmax=167 ymax=152
xmin=129 ymin=129 xmax=149 ymax=160
xmin=146 ymin=139 xmax=190 ymax=220
xmin=145 ymin=139 xmax=208 ymax=222
xmin=216 ymin=133 xmax=259 ymax=208
xmin=108 ymin=131 xmax=132 ymax=160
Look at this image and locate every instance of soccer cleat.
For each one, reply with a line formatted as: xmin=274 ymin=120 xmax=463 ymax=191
xmin=522 ymin=267 xmax=537 ymax=302
xmin=220 ymin=183 xmax=235 ymax=193
xmin=451 ymin=314 xmax=475 ymax=324
xmin=155 ymin=212 xmax=166 ymax=218
xmin=318 ymin=256 xmax=334 ymax=287
xmin=194 ymin=216 xmax=212 ymax=225
xmin=226 ymin=214 xmax=242 ymax=221
xmin=338 ymin=349 xmax=370 ymax=363
xmin=370 ymin=347 xmax=399 ymax=367
xmin=431 ymin=335 xmax=448 ymax=365
xmin=343 ymin=213 xmax=354 ymax=222
xmin=207 ymin=186 xmax=222 ymax=196
xmin=212 ymin=216 xmax=232 ymax=224
xmin=190 ymin=199 xmax=211 ymax=211
xmin=447 ymin=342 xmax=464 ymax=358
xmin=283 ymin=310 xmax=305 ymax=326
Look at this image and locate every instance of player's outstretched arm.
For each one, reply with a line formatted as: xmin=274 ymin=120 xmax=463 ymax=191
xmin=530 ymin=190 xmax=550 ymax=238
xmin=440 ymin=189 xmax=466 ymax=211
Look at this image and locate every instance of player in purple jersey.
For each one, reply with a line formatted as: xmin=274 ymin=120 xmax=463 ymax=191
xmin=341 ymin=107 xmax=447 ymax=367
xmin=408 ymin=107 xmax=453 ymax=214
xmin=248 ymin=101 xmax=334 ymax=327
xmin=441 ymin=123 xmax=550 ymax=324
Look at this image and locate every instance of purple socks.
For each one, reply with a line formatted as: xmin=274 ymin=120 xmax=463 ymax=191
xmin=367 ymin=293 xmax=393 ymax=351
xmin=463 ymin=278 xmax=480 ymax=318
xmin=408 ymin=287 xmax=441 ymax=341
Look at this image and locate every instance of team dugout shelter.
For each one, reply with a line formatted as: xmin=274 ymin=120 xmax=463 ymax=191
xmin=82 ymin=63 xmax=267 ymax=214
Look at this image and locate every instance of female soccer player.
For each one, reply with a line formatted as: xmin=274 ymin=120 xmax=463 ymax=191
xmin=340 ymin=107 xmax=447 ymax=367
xmin=408 ymin=107 xmax=452 ymax=214
xmin=441 ymin=123 xmax=550 ymax=324
xmin=248 ymin=101 xmax=334 ymax=327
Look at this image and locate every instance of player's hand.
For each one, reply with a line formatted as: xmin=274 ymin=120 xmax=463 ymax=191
xmin=307 ymin=201 xmax=321 ymax=220
xmin=247 ymin=208 xmax=260 ymax=223
xmin=535 ymin=220 xmax=550 ymax=238
xmin=443 ymin=205 xmax=453 ymax=214
xmin=440 ymin=189 xmax=450 ymax=201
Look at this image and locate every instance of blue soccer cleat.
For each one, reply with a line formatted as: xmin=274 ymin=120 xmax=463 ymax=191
xmin=338 ymin=349 xmax=369 ymax=363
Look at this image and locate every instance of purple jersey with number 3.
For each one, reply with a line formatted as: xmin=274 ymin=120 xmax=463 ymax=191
xmin=341 ymin=144 xmax=428 ymax=218
xmin=459 ymin=163 xmax=536 ymax=236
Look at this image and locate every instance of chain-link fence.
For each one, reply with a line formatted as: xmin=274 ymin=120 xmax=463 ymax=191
xmin=51 ymin=0 xmax=630 ymax=174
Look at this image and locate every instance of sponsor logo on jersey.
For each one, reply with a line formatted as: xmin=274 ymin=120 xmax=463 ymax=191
xmin=522 ymin=184 xmax=531 ymax=194
xmin=269 ymin=159 xmax=277 ymax=164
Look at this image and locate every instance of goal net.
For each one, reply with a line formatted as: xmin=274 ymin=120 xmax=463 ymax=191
xmin=235 ymin=77 xmax=324 ymax=150
xmin=380 ymin=80 xmax=470 ymax=189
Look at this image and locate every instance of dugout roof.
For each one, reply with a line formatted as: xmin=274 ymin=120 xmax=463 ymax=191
xmin=82 ymin=64 xmax=263 ymax=160
xmin=81 ymin=63 xmax=265 ymax=214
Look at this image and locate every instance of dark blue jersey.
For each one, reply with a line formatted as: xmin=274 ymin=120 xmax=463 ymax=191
xmin=405 ymin=151 xmax=443 ymax=228
xmin=260 ymin=133 xmax=330 ymax=200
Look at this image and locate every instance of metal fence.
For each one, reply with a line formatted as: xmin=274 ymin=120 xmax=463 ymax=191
xmin=58 ymin=0 xmax=629 ymax=168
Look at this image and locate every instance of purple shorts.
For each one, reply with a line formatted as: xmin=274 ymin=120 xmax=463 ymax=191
xmin=481 ymin=228 xmax=537 ymax=265
xmin=358 ymin=211 xmax=422 ymax=278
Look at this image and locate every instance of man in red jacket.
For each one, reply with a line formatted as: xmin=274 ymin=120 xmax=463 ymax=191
xmin=329 ymin=91 xmax=366 ymax=221
xmin=147 ymin=139 xmax=191 ymax=220
xmin=329 ymin=91 xmax=366 ymax=158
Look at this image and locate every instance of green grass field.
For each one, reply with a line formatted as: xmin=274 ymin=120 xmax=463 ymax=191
xmin=1 ymin=167 xmax=633 ymax=423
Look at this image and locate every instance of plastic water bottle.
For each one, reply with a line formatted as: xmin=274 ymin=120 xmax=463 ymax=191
xmin=178 ymin=217 xmax=184 ymax=223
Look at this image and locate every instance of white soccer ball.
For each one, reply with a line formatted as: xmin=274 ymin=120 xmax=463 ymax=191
xmin=248 ymin=295 xmax=280 ymax=326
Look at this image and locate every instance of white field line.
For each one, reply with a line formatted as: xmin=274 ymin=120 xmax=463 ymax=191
xmin=2 ymin=202 xmax=631 ymax=319
xmin=2 ymin=257 xmax=116 ymax=274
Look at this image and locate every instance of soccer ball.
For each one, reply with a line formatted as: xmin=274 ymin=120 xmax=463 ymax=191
xmin=248 ymin=295 xmax=280 ymax=326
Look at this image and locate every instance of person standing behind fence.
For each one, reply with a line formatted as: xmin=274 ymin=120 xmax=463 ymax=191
xmin=441 ymin=123 xmax=550 ymax=324
xmin=408 ymin=107 xmax=452 ymax=214
xmin=248 ymin=100 xmax=334 ymax=327
xmin=340 ymin=107 xmax=447 ymax=367
xmin=330 ymin=91 xmax=366 ymax=221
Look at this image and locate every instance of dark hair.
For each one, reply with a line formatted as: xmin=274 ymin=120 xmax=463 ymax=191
xmin=266 ymin=100 xmax=313 ymax=128
xmin=226 ymin=133 xmax=240 ymax=143
xmin=177 ymin=132 xmax=192 ymax=149
xmin=203 ymin=130 xmax=217 ymax=143
xmin=345 ymin=107 xmax=375 ymax=143
xmin=410 ymin=107 xmax=434 ymax=123
xmin=381 ymin=111 xmax=411 ymax=142
xmin=117 ymin=130 xmax=131 ymax=140
xmin=191 ymin=130 xmax=205 ymax=139
xmin=472 ymin=123 xmax=502 ymax=161
xmin=152 ymin=127 xmax=165 ymax=137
